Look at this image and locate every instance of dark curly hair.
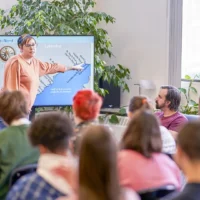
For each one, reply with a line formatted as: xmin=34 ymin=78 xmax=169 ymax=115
xmin=28 ymin=111 xmax=73 ymax=153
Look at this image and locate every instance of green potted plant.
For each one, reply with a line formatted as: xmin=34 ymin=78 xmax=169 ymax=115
xmin=179 ymin=74 xmax=199 ymax=115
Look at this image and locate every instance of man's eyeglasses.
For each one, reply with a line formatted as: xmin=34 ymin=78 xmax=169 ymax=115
xmin=24 ymin=43 xmax=37 ymax=48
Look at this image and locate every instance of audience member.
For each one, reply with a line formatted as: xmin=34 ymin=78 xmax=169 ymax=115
xmin=0 ymin=91 xmax=39 ymax=199
xmin=71 ymin=89 xmax=103 ymax=155
xmin=6 ymin=112 xmax=75 ymax=200
xmin=162 ymin=122 xmax=200 ymax=200
xmin=54 ymin=125 xmax=140 ymax=200
xmin=118 ymin=110 xmax=181 ymax=192
xmin=155 ymin=86 xmax=188 ymax=138
xmin=128 ymin=96 xmax=176 ymax=154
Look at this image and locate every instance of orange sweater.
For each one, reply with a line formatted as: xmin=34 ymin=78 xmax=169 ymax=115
xmin=3 ymin=55 xmax=66 ymax=110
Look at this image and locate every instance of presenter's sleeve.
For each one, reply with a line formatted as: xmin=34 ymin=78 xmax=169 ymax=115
xmin=3 ymin=61 xmax=20 ymax=91
xmin=38 ymin=60 xmax=66 ymax=76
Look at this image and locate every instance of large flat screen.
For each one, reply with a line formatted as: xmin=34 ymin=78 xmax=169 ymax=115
xmin=0 ymin=35 xmax=94 ymax=106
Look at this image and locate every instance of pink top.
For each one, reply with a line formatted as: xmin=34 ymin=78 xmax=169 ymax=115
xmin=155 ymin=111 xmax=188 ymax=132
xmin=3 ymin=55 xmax=66 ymax=110
xmin=118 ymin=150 xmax=181 ymax=192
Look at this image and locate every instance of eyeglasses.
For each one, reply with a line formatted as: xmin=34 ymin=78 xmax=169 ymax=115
xmin=24 ymin=43 xmax=37 ymax=48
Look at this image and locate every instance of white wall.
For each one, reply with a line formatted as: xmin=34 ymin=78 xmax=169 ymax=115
xmin=95 ymin=0 xmax=170 ymax=106
xmin=1 ymin=0 xmax=171 ymax=107
xmin=0 ymin=1 xmax=16 ymax=10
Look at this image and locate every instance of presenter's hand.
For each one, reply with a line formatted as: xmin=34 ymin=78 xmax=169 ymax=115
xmin=72 ymin=63 xmax=84 ymax=71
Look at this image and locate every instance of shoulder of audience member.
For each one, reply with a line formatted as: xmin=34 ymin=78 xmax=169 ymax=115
xmin=0 ymin=127 xmax=14 ymax=140
xmin=176 ymin=112 xmax=188 ymax=121
xmin=7 ymin=173 xmax=38 ymax=198
xmin=0 ymin=125 xmax=29 ymax=139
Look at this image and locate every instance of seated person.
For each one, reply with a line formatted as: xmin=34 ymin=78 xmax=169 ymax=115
xmin=118 ymin=110 xmax=181 ymax=192
xmin=0 ymin=91 xmax=39 ymax=199
xmin=73 ymin=89 xmax=102 ymax=133
xmin=155 ymin=86 xmax=188 ymax=138
xmin=162 ymin=122 xmax=200 ymax=200
xmin=128 ymin=96 xmax=176 ymax=154
xmin=6 ymin=112 xmax=76 ymax=200
xmin=71 ymin=89 xmax=103 ymax=155
xmin=54 ymin=125 xmax=140 ymax=200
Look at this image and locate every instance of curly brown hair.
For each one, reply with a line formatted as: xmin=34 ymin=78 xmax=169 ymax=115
xmin=28 ymin=111 xmax=73 ymax=153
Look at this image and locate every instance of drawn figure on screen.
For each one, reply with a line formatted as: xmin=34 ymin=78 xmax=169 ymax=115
xmin=2 ymin=34 xmax=83 ymax=111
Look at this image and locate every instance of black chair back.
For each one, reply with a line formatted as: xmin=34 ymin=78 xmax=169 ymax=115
xmin=9 ymin=164 xmax=37 ymax=188
xmin=138 ymin=185 xmax=176 ymax=200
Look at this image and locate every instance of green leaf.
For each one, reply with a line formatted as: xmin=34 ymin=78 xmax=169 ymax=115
xmin=119 ymin=107 xmax=127 ymax=115
xmin=190 ymin=86 xmax=197 ymax=94
xmin=98 ymin=114 xmax=107 ymax=123
xmin=178 ymin=88 xmax=187 ymax=94
xmin=189 ymin=99 xmax=197 ymax=106
xmin=184 ymin=75 xmax=191 ymax=80
xmin=109 ymin=114 xmax=119 ymax=124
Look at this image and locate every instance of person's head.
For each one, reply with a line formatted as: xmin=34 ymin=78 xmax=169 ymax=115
xmin=0 ymin=90 xmax=29 ymax=125
xmin=155 ymin=85 xmax=181 ymax=111
xmin=121 ymin=110 xmax=162 ymax=158
xmin=17 ymin=34 xmax=37 ymax=58
xmin=28 ymin=111 xmax=73 ymax=156
xmin=73 ymin=89 xmax=103 ymax=123
xmin=79 ymin=125 xmax=120 ymax=200
xmin=128 ymin=96 xmax=152 ymax=118
xmin=175 ymin=122 xmax=200 ymax=173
